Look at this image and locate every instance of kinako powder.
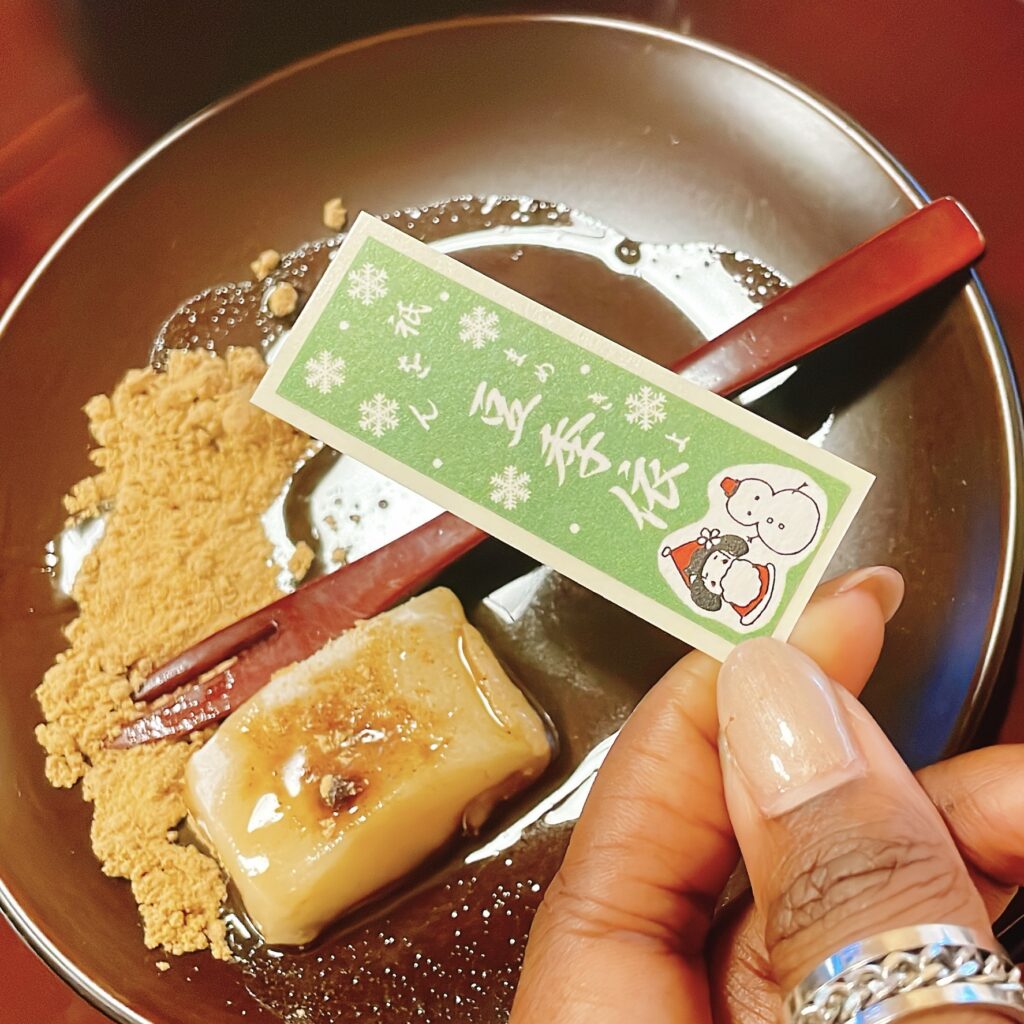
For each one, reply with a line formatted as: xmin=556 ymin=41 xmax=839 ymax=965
xmin=34 ymin=347 xmax=310 ymax=959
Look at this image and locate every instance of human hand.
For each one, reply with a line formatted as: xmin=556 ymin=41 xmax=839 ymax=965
xmin=511 ymin=566 xmax=1024 ymax=1023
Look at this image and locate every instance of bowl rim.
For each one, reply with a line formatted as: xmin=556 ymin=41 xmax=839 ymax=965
xmin=1 ymin=13 xmax=1020 ymax=1023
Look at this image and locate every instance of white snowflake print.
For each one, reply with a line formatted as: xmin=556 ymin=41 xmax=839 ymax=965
xmin=346 ymin=262 xmax=389 ymax=306
xmin=304 ymin=350 xmax=346 ymax=395
xmin=624 ymin=386 xmax=667 ymax=431
xmin=489 ymin=465 xmax=531 ymax=511
xmin=459 ymin=306 xmax=501 ymax=349
xmin=358 ymin=393 xmax=400 ymax=437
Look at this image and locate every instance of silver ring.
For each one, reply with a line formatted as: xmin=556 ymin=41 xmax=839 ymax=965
xmin=784 ymin=925 xmax=1024 ymax=1024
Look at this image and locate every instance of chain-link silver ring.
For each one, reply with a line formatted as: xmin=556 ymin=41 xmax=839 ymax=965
xmin=784 ymin=925 xmax=1024 ymax=1024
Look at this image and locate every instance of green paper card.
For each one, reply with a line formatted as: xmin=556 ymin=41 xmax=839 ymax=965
xmin=253 ymin=213 xmax=872 ymax=659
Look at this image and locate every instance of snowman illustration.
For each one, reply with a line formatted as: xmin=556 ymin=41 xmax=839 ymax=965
xmin=720 ymin=476 xmax=822 ymax=556
xmin=660 ymin=528 xmax=776 ymax=626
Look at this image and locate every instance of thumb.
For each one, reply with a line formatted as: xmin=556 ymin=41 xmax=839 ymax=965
xmin=717 ymin=638 xmax=999 ymax=1022
xmin=510 ymin=569 xmax=897 ymax=1024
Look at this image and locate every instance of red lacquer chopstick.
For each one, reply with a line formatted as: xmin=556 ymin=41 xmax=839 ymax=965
xmin=112 ymin=197 xmax=983 ymax=747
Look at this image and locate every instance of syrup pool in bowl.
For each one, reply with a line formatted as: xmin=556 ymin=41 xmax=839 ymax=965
xmin=45 ymin=195 xmax=803 ymax=1022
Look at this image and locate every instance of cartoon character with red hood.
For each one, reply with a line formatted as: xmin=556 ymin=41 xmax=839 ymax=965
xmin=659 ymin=468 xmax=824 ymax=628
xmin=660 ymin=527 xmax=776 ymax=626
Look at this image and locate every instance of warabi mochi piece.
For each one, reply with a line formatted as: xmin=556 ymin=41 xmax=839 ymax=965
xmin=184 ymin=587 xmax=552 ymax=946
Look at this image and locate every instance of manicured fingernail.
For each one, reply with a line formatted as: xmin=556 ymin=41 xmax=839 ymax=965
xmin=718 ymin=638 xmax=865 ymax=818
xmin=817 ymin=566 xmax=904 ymax=622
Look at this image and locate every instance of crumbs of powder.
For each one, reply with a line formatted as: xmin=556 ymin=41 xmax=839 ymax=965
xmin=288 ymin=541 xmax=315 ymax=582
xmin=250 ymin=248 xmax=281 ymax=282
xmin=35 ymin=348 xmax=308 ymax=959
xmin=322 ymin=197 xmax=347 ymax=231
xmin=267 ymin=281 xmax=298 ymax=318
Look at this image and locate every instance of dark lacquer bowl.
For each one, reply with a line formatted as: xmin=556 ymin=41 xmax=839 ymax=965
xmin=0 ymin=15 xmax=1020 ymax=1024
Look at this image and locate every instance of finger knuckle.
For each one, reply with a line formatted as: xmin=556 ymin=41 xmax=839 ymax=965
xmin=539 ymin=863 xmax=672 ymax=948
xmin=928 ymin=759 xmax=1024 ymax=884
xmin=766 ymin=827 xmax=964 ymax=958
xmin=540 ymin=822 xmax=717 ymax=957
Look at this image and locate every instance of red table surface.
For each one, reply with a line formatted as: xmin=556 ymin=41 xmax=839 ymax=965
xmin=1 ymin=1 xmax=1022 ymax=1021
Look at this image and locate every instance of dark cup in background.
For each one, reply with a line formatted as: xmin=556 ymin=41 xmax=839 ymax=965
xmin=53 ymin=0 xmax=685 ymax=127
